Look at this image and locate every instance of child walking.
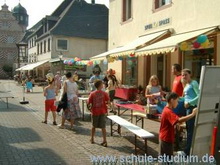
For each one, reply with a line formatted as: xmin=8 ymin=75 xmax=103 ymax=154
xmin=88 ymin=80 xmax=110 ymax=147
xmin=159 ymin=92 xmax=197 ymax=160
xmin=42 ymin=77 xmax=58 ymax=125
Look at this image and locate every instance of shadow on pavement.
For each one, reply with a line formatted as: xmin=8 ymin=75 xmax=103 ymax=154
xmin=0 ymin=101 xmax=37 ymax=112
xmin=0 ymin=125 xmax=68 ymax=165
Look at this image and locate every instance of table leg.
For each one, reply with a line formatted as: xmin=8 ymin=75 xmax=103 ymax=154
xmin=117 ymin=106 xmax=120 ymax=116
xmin=142 ymin=117 xmax=144 ymax=129
xmin=131 ymin=110 xmax=133 ymax=123
xmin=118 ymin=124 xmax=121 ymax=135
xmin=6 ymin=97 xmax=8 ymax=109
xmin=135 ymin=135 xmax=137 ymax=155
xmin=82 ymin=100 xmax=85 ymax=121
xmin=110 ymin=120 xmax=113 ymax=136
xmin=145 ymin=138 xmax=148 ymax=154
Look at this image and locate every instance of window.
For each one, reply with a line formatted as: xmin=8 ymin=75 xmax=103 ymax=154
xmin=184 ymin=48 xmax=214 ymax=82
xmin=48 ymin=38 xmax=51 ymax=51
xmin=122 ymin=0 xmax=132 ymax=22
xmin=40 ymin=42 xmax=42 ymax=54
xmin=37 ymin=43 xmax=39 ymax=55
xmin=124 ymin=57 xmax=137 ymax=85
xmin=57 ymin=39 xmax=68 ymax=51
xmin=154 ymin=0 xmax=171 ymax=10
xmin=44 ymin=40 xmax=46 ymax=53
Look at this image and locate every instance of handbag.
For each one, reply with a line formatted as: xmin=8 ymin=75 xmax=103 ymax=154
xmin=56 ymin=92 xmax=68 ymax=112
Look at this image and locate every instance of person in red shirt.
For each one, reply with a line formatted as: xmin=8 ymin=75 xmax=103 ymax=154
xmin=172 ymin=64 xmax=183 ymax=97
xmin=88 ymin=80 xmax=110 ymax=147
xmin=159 ymin=92 xmax=197 ymax=158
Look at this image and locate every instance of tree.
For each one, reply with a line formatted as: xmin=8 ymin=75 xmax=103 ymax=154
xmin=2 ymin=64 xmax=13 ymax=78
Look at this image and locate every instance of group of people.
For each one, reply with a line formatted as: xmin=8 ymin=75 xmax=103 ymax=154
xmin=42 ymin=69 xmax=116 ymax=147
xmin=42 ymin=71 xmax=82 ymax=130
xmin=145 ymin=64 xmax=199 ymax=157
xmin=41 ymin=63 xmax=200 ymax=156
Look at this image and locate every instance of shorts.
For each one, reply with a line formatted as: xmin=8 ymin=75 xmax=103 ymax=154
xmin=109 ymin=90 xmax=115 ymax=102
xmin=159 ymin=140 xmax=174 ymax=157
xmin=92 ymin=114 xmax=106 ymax=128
xmin=45 ymin=99 xmax=57 ymax=112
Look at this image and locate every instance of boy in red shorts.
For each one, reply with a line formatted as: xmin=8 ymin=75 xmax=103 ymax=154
xmin=88 ymin=80 xmax=110 ymax=147
xmin=42 ymin=76 xmax=58 ymax=125
xmin=159 ymin=92 xmax=197 ymax=160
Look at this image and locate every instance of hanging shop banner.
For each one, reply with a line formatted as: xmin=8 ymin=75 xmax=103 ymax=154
xmin=64 ymin=65 xmax=86 ymax=71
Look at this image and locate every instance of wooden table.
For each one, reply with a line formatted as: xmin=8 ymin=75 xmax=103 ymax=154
xmin=0 ymin=92 xmax=14 ymax=108
xmin=115 ymin=87 xmax=138 ymax=101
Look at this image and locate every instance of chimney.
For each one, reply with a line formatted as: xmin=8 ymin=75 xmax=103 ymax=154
xmin=91 ymin=0 xmax=95 ymax=4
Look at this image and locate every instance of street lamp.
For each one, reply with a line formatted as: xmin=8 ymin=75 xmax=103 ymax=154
xmin=58 ymin=52 xmax=63 ymax=74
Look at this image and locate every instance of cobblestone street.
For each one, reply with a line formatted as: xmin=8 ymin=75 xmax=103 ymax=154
xmin=0 ymin=80 xmax=160 ymax=165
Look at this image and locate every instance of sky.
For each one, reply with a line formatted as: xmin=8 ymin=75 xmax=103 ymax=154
xmin=0 ymin=0 xmax=109 ymax=29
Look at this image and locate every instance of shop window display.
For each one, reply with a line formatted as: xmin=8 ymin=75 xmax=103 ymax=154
xmin=125 ymin=57 xmax=137 ymax=86
xmin=184 ymin=48 xmax=214 ymax=82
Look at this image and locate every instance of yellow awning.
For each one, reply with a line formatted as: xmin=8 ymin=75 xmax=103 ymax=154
xmin=16 ymin=60 xmax=49 ymax=71
xmin=110 ymin=30 xmax=169 ymax=57
xmin=136 ymin=27 xmax=216 ymax=56
xmin=90 ymin=47 xmax=123 ymax=61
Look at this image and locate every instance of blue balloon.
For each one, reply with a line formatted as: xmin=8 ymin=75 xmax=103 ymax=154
xmin=70 ymin=59 xmax=75 ymax=63
xmin=197 ymin=35 xmax=208 ymax=44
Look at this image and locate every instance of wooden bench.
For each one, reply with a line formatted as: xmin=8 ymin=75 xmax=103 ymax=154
xmin=107 ymin=115 xmax=154 ymax=154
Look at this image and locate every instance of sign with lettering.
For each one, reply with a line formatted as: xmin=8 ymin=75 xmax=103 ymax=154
xmin=64 ymin=65 xmax=87 ymax=71
xmin=145 ymin=18 xmax=171 ymax=30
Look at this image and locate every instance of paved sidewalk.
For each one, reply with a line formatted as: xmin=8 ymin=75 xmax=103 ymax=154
xmin=0 ymin=80 xmax=160 ymax=165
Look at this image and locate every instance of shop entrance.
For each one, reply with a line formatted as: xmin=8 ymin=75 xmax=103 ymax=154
xmin=157 ymin=54 xmax=167 ymax=88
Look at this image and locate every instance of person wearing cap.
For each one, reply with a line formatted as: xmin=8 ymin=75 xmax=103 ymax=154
xmin=42 ymin=75 xmax=58 ymax=125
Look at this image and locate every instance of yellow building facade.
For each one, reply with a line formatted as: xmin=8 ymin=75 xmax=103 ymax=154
xmin=105 ymin=0 xmax=220 ymax=90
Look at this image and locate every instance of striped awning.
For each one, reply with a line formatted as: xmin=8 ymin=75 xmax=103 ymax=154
xmin=110 ymin=30 xmax=169 ymax=57
xmin=90 ymin=47 xmax=123 ymax=61
xmin=135 ymin=27 xmax=216 ymax=56
xmin=15 ymin=60 xmax=49 ymax=71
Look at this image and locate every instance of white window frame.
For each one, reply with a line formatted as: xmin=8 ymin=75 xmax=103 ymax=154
xmin=56 ymin=39 xmax=68 ymax=51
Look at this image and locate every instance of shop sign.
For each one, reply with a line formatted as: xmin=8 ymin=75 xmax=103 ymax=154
xmin=145 ymin=18 xmax=171 ymax=30
xmin=64 ymin=65 xmax=86 ymax=71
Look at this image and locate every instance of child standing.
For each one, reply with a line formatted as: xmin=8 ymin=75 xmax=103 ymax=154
xmin=88 ymin=80 xmax=110 ymax=147
xmin=42 ymin=77 xmax=58 ymax=125
xmin=145 ymin=75 xmax=163 ymax=104
xmin=106 ymin=75 xmax=118 ymax=114
xmin=159 ymin=92 xmax=197 ymax=159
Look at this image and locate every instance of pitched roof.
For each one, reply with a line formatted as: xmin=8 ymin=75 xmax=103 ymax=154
xmin=50 ymin=0 xmax=108 ymax=40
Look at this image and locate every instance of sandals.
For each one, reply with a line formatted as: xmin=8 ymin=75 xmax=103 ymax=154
xmin=42 ymin=120 xmax=47 ymax=124
xmin=58 ymin=125 xmax=65 ymax=129
xmin=101 ymin=142 xmax=107 ymax=147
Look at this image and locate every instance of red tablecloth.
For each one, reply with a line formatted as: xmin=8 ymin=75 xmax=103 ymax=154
xmin=115 ymin=88 xmax=138 ymax=100
xmin=115 ymin=103 xmax=145 ymax=113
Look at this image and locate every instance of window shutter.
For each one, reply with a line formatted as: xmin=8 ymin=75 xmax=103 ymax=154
xmin=155 ymin=0 xmax=159 ymax=9
xmin=122 ymin=0 xmax=126 ymax=21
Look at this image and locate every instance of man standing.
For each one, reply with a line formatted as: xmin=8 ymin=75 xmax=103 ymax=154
xmin=172 ymin=64 xmax=183 ymax=96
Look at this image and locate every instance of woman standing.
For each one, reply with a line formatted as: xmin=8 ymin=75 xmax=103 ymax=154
xmin=106 ymin=75 xmax=117 ymax=114
xmin=59 ymin=72 xmax=81 ymax=129
xmin=181 ymin=68 xmax=199 ymax=155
